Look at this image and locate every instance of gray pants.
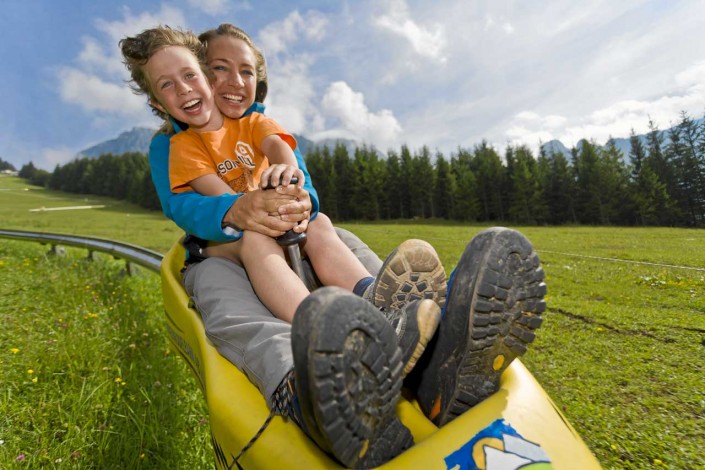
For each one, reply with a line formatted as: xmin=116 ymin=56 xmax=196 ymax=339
xmin=182 ymin=228 xmax=382 ymax=407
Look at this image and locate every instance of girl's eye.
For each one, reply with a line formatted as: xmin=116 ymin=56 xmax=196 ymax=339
xmin=242 ymin=69 xmax=255 ymax=77
xmin=212 ymin=65 xmax=227 ymax=72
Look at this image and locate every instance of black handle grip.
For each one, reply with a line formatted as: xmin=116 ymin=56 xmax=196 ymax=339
xmin=276 ymin=229 xmax=306 ymax=246
xmin=262 ymin=176 xmax=306 ymax=246
xmin=263 ymin=176 xmax=298 ymax=190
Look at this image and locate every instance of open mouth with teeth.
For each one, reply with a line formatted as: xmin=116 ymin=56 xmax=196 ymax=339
xmin=222 ymin=94 xmax=245 ymax=104
xmin=182 ymin=99 xmax=202 ymax=112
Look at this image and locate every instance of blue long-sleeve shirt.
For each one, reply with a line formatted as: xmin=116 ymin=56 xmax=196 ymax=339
xmin=148 ymin=102 xmax=319 ymax=242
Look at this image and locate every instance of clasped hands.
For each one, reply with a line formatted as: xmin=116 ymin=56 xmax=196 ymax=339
xmin=223 ymin=164 xmax=311 ymax=238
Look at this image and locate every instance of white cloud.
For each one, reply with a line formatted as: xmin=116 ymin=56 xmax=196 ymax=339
xmin=74 ymin=5 xmax=188 ymax=80
xmin=58 ymin=68 xmax=146 ymax=116
xmin=505 ymin=112 xmax=568 ymax=147
xmin=375 ymin=0 xmax=446 ymax=63
xmin=57 ymin=5 xmax=189 ymax=124
xmin=40 ymin=147 xmax=78 ymax=169
xmin=257 ymin=10 xmax=329 ymax=136
xmin=266 ymin=55 xmax=322 ymax=135
xmin=319 ymin=81 xmax=402 ymax=150
xmin=258 ymin=10 xmax=328 ymax=56
xmin=187 ymin=0 xmax=230 ymax=16
xmin=94 ymin=5 xmax=187 ymax=45
xmin=77 ymin=36 xmax=124 ymax=76
xmin=503 ymin=59 xmax=705 ymax=151
xmin=484 ymin=15 xmax=514 ymax=35
xmin=675 ymin=60 xmax=705 ymax=92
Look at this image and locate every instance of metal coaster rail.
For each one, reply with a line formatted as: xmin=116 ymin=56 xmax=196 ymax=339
xmin=0 ymin=228 xmax=163 ymax=273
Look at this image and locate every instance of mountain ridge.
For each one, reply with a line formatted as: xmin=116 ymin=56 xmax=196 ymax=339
xmin=77 ymin=127 xmax=356 ymax=159
xmin=541 ymin=116 xmax=704 ymax=160
xmin=79 ymin=117 xmax=704 ymax=161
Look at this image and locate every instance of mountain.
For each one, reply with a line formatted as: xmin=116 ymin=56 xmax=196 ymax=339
xmin=541 ymin=117 xmax=704 ymax=161
xmin=77 ymin=127 xmax=358 ymax=159
xmin=79 ymin=127 xmax=156 ymax=158
xmin=82 ymin=117 xmax=703 ymax=162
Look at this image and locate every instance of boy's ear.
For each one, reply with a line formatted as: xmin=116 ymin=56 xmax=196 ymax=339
xmin=149 ymin=98 xmax=166 ymax=114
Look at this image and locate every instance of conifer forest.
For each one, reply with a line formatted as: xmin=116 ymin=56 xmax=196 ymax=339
xmin=18 ymin=111 xmax=705 ymax=227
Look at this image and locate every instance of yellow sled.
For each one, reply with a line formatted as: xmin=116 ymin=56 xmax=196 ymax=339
xmin=161 ymin=239 xmax=602 ymax=469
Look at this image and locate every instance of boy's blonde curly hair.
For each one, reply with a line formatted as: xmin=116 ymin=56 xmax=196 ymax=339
xmin=120 ymin=26 xmax=210 ymax=128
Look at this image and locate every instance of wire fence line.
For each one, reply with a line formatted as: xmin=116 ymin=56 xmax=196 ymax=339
xmin=537 ymin=250 xmax=705 ymax=272
xmin=3 ymin=227 xmax=703 ymax=273
xmin=345 ymin=226 xmax=705 ymax=272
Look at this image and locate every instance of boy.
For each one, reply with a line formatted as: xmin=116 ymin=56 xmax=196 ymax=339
xmin=120 ymin=26 xmax=446 ymax=374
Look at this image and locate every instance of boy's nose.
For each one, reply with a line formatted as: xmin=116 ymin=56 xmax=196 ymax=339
xmin=177 ymin=83 xmax=192 ymax=95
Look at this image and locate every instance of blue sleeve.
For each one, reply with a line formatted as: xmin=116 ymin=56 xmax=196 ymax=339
xmin=149 ymin=133 xmax=243 ymax=242
xmin=294 ymin=145 xmax=320 ymax=219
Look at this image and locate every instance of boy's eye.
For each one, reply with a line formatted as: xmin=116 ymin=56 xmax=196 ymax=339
xmin=185 ymin=72 xmax=196 ymax=79
xmin=242 ymin=69 xmax=255 ymax=77
xmin=160 ymin=81 xmax=173 ymax=90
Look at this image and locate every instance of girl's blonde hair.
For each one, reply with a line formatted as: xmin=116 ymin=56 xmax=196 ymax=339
xmin=198 ymin=23 xmax=268 ymax=103
xmin=120 ymin=26 xmax=209 ymax=126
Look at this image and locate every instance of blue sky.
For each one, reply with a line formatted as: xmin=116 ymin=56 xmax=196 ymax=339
xmin=3 ymin=0 xmax=705 ymax=170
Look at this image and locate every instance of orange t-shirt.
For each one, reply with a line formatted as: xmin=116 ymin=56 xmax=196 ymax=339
xmin=169 ymin=113 xmax=297 ymax=194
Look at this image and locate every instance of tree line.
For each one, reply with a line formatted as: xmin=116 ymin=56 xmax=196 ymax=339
xmin=16 ymin=110 xmax=705 ymax=227
xmin=19 ymin=153 xmax=161 ymax=210
xmin=306 ymin=111 xmax=705 ymax=227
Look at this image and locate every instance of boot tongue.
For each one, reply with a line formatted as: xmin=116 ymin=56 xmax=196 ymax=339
xmin=384 ymin=308 xmax=406 ymax=337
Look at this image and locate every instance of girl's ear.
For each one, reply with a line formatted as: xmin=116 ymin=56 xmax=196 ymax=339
xmin=149 ymin=98 xmax=166 ymax=114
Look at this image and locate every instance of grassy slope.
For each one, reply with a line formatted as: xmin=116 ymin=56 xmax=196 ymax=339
xmin=2 ymin=175 xmax=704 ymax=468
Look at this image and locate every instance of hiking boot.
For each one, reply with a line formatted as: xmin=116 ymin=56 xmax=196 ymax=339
xmin=291 ymin=287 xmax=414 ymax=468
xmin=411 ymin=227 xmax=546 ymax=426
xmin=387 ymin=299 xmax=441 ymax=377
xmin=363 ymin=239 xmax=446 ymax=377
xmin=365 ymin=239 xmax=447 ymax=311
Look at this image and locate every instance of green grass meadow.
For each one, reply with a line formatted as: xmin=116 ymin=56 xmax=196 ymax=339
xmin=1 ymin=175 xmax=704 ymax=469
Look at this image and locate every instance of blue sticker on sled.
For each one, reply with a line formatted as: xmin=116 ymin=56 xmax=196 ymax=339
xmin=444 ymin=419 xmax=553 ymax=470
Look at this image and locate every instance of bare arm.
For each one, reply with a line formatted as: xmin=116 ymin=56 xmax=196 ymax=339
xmin=190 ymin=172 xmax=312 ymax=237
xmin=259 ymin=135 xmax=304 ymax=189
xmin=189 ymin=173 xmax=236 ymax=197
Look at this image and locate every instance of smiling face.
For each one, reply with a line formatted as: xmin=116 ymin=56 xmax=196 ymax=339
xmin=206 ymin=36 xmax=258 ymax=119
xmin=145 ymin=45 xmax=222 ymax=132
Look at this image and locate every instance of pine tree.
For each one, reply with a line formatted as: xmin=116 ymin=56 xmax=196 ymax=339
xmin=601 ymin=138 xmax=631 ymax=224
xmin=0 ymin=157 xmax=16 ymax=172
xmin=666 ymin=122 xmax=699 ymax=225
xmin=573 ymin=140 xmax=604 ymax=224
xmin=537 ymin=148 xmax=576 ymax=224
xmin=629 ymin=128 xmax=671 ymax=225
xmin=507 ymin=145 xmax=546 ymax=224
xmin=351 ymin=145 xmax=385 ymax=220
xmin=384 ymin=151 xmax=403 ymax=219
xmin=675 ymin=111 xmax=705 ymax=225
xmin=450 ymin=149 xmax=480 ymax=221
xmin=412 ymin=146 xmax=435 ymax=218
xmin=398 ymin=145 xmax=414 ymax=219
xmin=471 ymin=141 xmax=506 ymax=221
xmin=433 ymin=153 xmax=456 ymax=219
xmin=644 ymin=118 xmax=680 ymax=224
xmin=332 ymin=143 xmax=353 ymax=220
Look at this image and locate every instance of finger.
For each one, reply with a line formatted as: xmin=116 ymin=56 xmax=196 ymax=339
xmin=293 ymin=218 xmax=309 ymax=233
xmin=278 ymin=200 xmax=310 ymax=219
xmin=293 ymin=168 xmax=305 ymax=188
xmin=280 ymin=166 xmax=296 ymax=186
xmin=259 ymin=167 xmax=274 ymax=189
xmin=269 ymin=165 xmax=286 ymax=188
